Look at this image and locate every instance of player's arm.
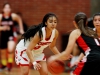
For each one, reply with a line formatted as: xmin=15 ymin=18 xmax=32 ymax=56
xmin=26 ymin=32 xmax=40 ymax=63
xmin=12 ymin=13 xmax=24 ymax=34
xmin=53 ymin=29 xmax=81 ymax=60
xmin=26 ymin=32 xmax=42 ymax=70
xmin=49 ymin=29 xmax=60 ymax=54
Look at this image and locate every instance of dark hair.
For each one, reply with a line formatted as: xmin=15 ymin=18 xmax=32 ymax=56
xmin=87 ymin=17 xmax=94 ymax=28
xmin=93 ymin=13 xmax=100 ymax=19
xmin=22 ymin=12 xmax=58 ymax=44
xmin=74 ymin=12 xmax=97 ymax=38
xmin=3 ymin=2 xmax=11 ymax=8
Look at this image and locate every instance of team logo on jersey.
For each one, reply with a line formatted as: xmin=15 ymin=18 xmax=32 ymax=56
xmin=34 ymin=42 xmax=51 ymax=50
xmin=1 ymin=21 xmax=13 ymax=25
xmin=38 ymin=42 xmax=51 ymax=45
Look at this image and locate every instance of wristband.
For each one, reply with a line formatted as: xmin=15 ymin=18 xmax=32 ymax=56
xmin=33 ymin=62 xmax=37 ymax=66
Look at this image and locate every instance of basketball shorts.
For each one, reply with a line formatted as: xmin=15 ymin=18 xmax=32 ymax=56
xmin=0 ymin=36 xmax=17 ymax=49
xmin=15 ymin=49 xmax=46 ymax=66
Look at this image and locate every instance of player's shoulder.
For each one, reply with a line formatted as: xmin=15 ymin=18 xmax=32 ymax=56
xmin=11 ymin=13 xmax=18 ymax=17
xmin=54 ymin=29 xmax=59 ymax=36
xmin=11 ymin=13 xmax=20 ymax=20
xmin=71 ymin=29 xmax=81 ymax=34
xmin=70 ymin=29 xmax=81 ymax=38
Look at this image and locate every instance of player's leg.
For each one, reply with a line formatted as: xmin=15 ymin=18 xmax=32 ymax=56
xmin=0 ymin=49 xmax=7 ymax=70
xmin=0 ymin=38 xmax=8 ymax=70
xmin=38 ymin=61 xmax=48 ymax=75
xmin=7 ymin=40 xmax=16 ymax=71
xmin=20 ymin=65 xmax=30 ymax=75
xmin=15 ymin=49 xmax=30 ymax=75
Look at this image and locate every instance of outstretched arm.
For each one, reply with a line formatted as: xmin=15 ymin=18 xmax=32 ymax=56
xmin=52 ymin=29 xmax=81 ymax=61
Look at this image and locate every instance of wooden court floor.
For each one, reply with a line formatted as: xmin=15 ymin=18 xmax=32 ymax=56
xmin=0 ymin=67 xmax=70 ymax=75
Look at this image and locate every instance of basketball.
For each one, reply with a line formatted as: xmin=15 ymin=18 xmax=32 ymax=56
xmin=47 ymin=57 xmax=65 ymax=74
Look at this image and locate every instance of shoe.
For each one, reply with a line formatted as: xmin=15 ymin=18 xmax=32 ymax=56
xmin=0 ymin=64 xmax=7 ymax=71
xmin=7 ymin=63 xmax=13 ymax=72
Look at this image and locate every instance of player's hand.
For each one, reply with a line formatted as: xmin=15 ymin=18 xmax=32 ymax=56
xmin=70 ymin=59 xmax=79 ymax=68
xmin=48 ymin=53 xmax=73 ymax=62
xmin=47 ymin=56 xmax=55 ymax=63
xmin=67 ymin=54 xmax=73 ymax=60
xmin=33 ymin=62 xmax=41 ymax=70
xmin=48 ymin=56 xmax=58 ymax=62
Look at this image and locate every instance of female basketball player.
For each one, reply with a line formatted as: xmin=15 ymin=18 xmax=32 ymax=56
xmin=69 ymin=15 xmax=97 ymax=75
xmin=0 ymin=3 xmax=24 ymax=71
xmin=15 ymin=12 xmax=60 ymax=75
xmin=69 ymin=17 xmax=94 ymax=75
xmin=51 ymin=12 xmax=100 ymax=75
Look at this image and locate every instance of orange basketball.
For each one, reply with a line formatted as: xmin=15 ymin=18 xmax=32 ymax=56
xmin=47 ymin=57 xmax=65 ymax=74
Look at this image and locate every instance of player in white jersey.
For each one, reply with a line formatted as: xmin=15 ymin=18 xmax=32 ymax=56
xmin=15 ymin=13 xmax=60 ymax=75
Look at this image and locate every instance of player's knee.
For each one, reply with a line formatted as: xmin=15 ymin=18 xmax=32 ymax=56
xmin=39 ymin=68 xmax=48 ymax=75
xmin=41 ymin=71 xmax=48 ymax=75
xmin=22 ymin=69 xmax=29 ymax=75
xmin=21 ymin=66 xmax=29 ymax=75
xmin=43 ymin=70 xmax=48 ymax=74
xmin=22 ymin=72 xmax=28 ymax=75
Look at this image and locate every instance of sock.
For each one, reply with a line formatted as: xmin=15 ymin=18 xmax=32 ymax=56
xmin=8 ymin=58 xmax=13 ymax=63
xmin=1 ymin=59 xmax=7 ymax=66
xmin=7 ymin=58 xmax=14 ymax=71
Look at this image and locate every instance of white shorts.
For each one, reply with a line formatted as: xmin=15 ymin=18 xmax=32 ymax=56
xmin=15 ymin=49 xmax=46 ymax=66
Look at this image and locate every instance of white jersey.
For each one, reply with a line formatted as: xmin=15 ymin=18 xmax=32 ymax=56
xmin=15 ymin=27 xmax=55 ymax=65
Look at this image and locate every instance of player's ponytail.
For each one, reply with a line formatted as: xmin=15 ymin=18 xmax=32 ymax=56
xmin=22 ymin=23 xmax=45 ymax=43
xmin=74 ymin=12 xmax=97 ymax=38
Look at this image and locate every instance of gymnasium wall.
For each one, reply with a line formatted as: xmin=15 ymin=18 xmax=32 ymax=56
xmin=0 ymin=0 xmax=90 ymax=57
xmin=91 ymin=0 xmax=100 ymax=16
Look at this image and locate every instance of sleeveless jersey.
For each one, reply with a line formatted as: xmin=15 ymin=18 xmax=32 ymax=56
xmin=73 ymin=34 xmax=100 ymax=75
xmin=16 ymin=27 xmax=55 ymax=55
xmin=0 ymin=14 xmax=14 ymax=38
xmin=0 ymin=14 xmax=15 ymax=48
xmin=76 ymin=34 xmax=100 ymax=61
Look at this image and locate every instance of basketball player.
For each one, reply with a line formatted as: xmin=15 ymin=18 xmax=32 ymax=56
xmin=69 ymin=17 xmax=94 ymax=75
xmin=51 ymin=12 xmax=100 ymax=75
xmin=0 ymin=3 xmax=24 ymax=71
xmin=15 ymin=12 xmax=60 ymax=75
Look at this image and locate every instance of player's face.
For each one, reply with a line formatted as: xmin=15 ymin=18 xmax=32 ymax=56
xmin=45 ymin=16 xmax=57 ymax=30
xmin=93 ymin=15 xmax=100 ymax=29
xmin=3 ymin=4 xmax=11 ymax=14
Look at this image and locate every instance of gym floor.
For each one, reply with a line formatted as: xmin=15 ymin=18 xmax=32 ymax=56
xmin=0 ymin=67 xmax=70 ymax=75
